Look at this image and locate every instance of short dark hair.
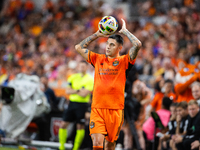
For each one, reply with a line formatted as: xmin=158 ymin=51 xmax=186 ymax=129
xmin=162 ymin=97 xmax=173 ymax=110
xmin=164 ymin=79 xmax=173 ymax=84
xmin=170 ymin=102 xmax=178 ymax=108
xmin=108 ymin=34 xmax=123 ymax=45
xmin=176 ymin=101 xmax=188 ymax=110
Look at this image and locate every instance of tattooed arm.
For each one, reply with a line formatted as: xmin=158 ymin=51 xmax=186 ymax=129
xmin=119 ymin=19 xmax=142 ymax=61
xmin=75 ymin=30 xmax=107 ymax=61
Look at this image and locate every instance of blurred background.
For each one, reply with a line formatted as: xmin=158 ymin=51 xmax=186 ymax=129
xmin=0 ymin=0 xmax=200 ymax=150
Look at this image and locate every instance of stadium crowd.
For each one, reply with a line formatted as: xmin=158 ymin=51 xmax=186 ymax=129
xmin=0 ymin=0 xmax=200 ymax=150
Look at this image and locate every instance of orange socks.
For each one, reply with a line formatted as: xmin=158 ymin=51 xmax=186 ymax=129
xmin=93 ymin=146 xmax=103 ymax=150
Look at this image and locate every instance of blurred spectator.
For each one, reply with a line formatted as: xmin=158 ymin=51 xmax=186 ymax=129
xmin=159 ymin=103 xmax=178 ymax=150
xmin=162 ymin=57 xmax=176 ymax=80
xmin=40 ymin=76 xmax=58 ymax=111
xmin=131 ymin=79 xmax=152 ymax=150
xmin=24 ymin=0 xmax=34 ymax=13
xmin=29 ymin=75 xmax=59 ymax=141
xmin=143 ymin=97 xmax=172 ymax=148
xmin=191 ymin=81 xmax=200 ymax=106
xmin=119 ymin=65 xmax=139 ymax=150
xmin=150 ymin=79 xmax=176 ymax=112
xmin=66 ymin=60 xmax=78 ymax=78
xmin=174 ymin=100 xmax=200 ymax=150
xmin=170 ymin=102 xmax=189 ymax=150
xmin=42 ymin=0 xmax=54 ymax=13
xmin=48 ymin=64 xmax=69 ymax=101
xmin=175 ymin=101 xmax=189 ymax=135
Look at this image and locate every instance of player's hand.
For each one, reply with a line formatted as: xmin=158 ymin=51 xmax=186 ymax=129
xmin=95 ymin=30 xmax=109 ymax=37
xmin=160 ymin=134 xmax=168 ymax=141
xmin=174 ymin=135 xmax=183 ymax=143
xmin=176 ymin=114 xmax=182 ymax=122
xmin=119 ymin=18 xmax=127 ymax=34
xmin=191 ymin=140 xmax=200 ymax=149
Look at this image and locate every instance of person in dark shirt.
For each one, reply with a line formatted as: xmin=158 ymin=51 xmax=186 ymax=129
xmin=31 ymin=76 xmax=59 ymax=141
xmin=159 ymin=103 xmax=177 ymax=150
xmin=40 ymin=76 xmax=59 ymax=111
xmin=167 ymin=101 xmax=189 ymax=150
xmin=174 ymin=100 xmax=200 ymax=150
xmin=175 ymin=101 xmax=188 ymax=135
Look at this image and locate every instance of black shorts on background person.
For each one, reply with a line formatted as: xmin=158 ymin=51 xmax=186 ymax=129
xmin=62 ymin=102 xmax=88 ymax=124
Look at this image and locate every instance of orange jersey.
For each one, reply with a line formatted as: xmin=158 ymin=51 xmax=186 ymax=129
xmin=151 ymin=92 xmax=177 ymax=111
xmin=87 ymin=51 xmax=136 ymax=109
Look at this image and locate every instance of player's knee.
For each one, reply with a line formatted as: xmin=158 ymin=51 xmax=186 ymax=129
xmin=60 ymin=121 xmax=69 ymax=128
xmin=92 ymin=137 xmax=104 ymax=146
xmin=92 ymin=139 xmax=103 ymax=146
xmin=104 ymin=141 xmax=115 ymax=150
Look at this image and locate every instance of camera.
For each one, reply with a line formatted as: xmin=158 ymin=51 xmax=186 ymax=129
xmin=0 ymin=86 xmax=15 ymax=104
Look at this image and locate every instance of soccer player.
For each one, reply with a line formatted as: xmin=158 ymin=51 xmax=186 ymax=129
xmin=75 ymin=19 xmax=142 ymax=150
xmin=58 ymin=60 xmax=94 ymax=150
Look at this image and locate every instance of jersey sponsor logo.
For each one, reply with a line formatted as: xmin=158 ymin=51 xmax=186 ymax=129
xmin=113 ymin=60 xmax=119 ymax=66
xmin=98 ymin=68 xmax=119 ymax=75
xmin=90 ymin=121 xmax=95 ymax=129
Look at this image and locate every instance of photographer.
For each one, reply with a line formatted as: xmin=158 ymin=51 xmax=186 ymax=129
xmin=0 ymin=73 xmax=50 ymax=138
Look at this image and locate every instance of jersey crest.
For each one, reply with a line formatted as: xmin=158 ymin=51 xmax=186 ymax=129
xmin=113 ymin=60 xmax=119 ymax=66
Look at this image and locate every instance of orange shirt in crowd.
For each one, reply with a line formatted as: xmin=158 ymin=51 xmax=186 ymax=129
xmin=25 ymin=0 xmax=34 ymax=11
xmin=87 ymin=51 xmax=136 ymax=109
xmin=48 ymin=79 xmax=69 ymax=100
xmin=151 ymin=92 xmax=177 ymax=111
xmin=184 ymin=0 xmax=194 ymax=6
xmin=9 ymin=0 xmax=22 ymax=10
xmin=43 ymin=0 xmax=54 ymax=11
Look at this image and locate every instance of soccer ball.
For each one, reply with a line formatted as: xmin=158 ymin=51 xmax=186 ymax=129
xmin=98 ymin=16 xmax=118 ymax=35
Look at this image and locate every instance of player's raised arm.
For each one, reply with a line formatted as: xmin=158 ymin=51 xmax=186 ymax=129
xmin=75 ymin=30 xmax=108 ymax=61
xmin=119 ymin=19 xmax=142 ymax=61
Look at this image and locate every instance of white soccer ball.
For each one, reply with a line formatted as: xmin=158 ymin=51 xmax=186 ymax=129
xmin=98 ymin=16 xmax=118 ymax=35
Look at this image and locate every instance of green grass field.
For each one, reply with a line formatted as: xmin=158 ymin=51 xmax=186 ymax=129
xmin=0 ymin=148 xmax=20 ymax=150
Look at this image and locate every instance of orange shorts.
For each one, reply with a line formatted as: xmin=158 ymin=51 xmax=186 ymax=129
xmin=89 ymin=108 xmax=124 ymax=142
